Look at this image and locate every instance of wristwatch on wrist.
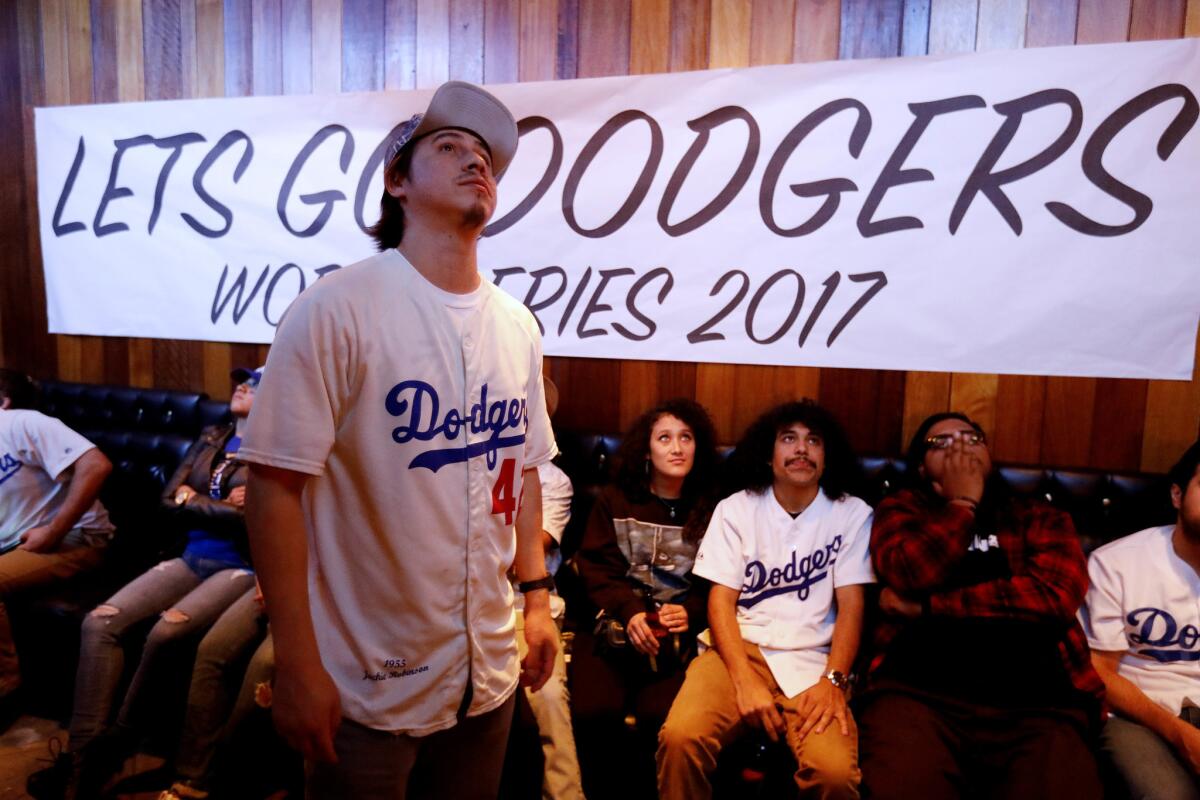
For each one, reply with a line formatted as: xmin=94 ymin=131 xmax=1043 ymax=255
xmin=517 ymin=575 xmax=555 ymax=593
xmin=823 ymin=669 xmax=850 ymax=691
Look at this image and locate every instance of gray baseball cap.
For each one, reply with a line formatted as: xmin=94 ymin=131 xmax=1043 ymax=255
xmin=384 ymin=81 xmax=518 ymax=179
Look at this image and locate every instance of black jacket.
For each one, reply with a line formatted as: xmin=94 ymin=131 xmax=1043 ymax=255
xmin=160 ymin=424 xmax=249 ymax=556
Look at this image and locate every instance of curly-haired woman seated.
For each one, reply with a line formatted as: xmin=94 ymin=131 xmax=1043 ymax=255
xmin=571 ymin=399 xmax=720 ymax=800
xmin=29 ymin=367 xmax=265 ymax=800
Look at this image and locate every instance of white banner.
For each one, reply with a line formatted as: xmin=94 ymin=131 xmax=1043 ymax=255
xmin=35 ymin=39 xmax=1200 ymax=379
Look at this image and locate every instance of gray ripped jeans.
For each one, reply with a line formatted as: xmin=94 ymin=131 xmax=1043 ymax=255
xmin=68 ymin=557 xmax=255 ymax=752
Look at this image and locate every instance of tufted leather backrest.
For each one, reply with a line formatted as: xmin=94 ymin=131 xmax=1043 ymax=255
xmin=553 ymin=430 xmax=1175 ymax=562
xmin=38 ymin=381 xmax=233 ymax=547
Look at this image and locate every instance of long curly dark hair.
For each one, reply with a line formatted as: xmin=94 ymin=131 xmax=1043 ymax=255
xmin=726 ymin=400 xmax=858 ymax=501
xmin=613 ymin=399 xmax=720 ymax=542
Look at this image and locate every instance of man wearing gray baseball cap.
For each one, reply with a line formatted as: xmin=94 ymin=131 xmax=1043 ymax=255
xmin=241 ymin=81 xmax=560 ymax=799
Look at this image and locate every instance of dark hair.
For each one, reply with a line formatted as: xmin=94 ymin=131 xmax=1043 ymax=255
xmin=614 ymin=399 xmax=720 ymax=542
xmin=367 ymin=143 xmax=416 ymax=251
xmin=0 ymin=369 xmax=38 ymax=410
xmin=1169 ymin=439 xmax=1200 ymax=495
xmin=727 ymin=400 xmax=858 ymax=501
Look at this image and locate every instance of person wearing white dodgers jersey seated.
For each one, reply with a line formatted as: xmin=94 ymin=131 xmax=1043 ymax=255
xmin=657 ymin=400 xmax=874 ymax=800
xmin=1081 ymin=439 xmax=1200 ymax=800
xmin=239 ymin=81 xmax=560 ymax=800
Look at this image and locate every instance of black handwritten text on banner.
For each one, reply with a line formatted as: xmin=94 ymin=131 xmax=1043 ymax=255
xmin=34 ymin=40 xmax=1200 ymax=379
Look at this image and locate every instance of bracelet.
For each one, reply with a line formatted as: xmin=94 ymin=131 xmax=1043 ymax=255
xmin=518 ymin=575 xmax=555 ymax=593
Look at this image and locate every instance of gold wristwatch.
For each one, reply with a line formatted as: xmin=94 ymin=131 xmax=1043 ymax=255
xmin=823 ymin=669 xmax=850 ymax=691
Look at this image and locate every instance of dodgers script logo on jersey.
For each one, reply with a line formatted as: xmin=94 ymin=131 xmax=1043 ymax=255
xmin=0 ymin=453 xmax=22 ymax=487
xmin=1126 ymin=607 xmax=1200 ymax=663
xmin=739 ymin=535 xmax=843 ymax=609
xmin=385 ymin=380 xmax=527 ymax=472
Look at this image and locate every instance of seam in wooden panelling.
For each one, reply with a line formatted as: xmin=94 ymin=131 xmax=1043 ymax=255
xmin=900 ymin=0 xmax=931 ymax=55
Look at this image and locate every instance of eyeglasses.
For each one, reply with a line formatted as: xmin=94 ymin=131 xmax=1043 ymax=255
xmin=925 ymin=430 xmax=986 ymax=450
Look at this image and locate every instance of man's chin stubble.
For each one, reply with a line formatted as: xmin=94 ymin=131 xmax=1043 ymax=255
xmin=462 ymin=202 xmax=489 ymax=229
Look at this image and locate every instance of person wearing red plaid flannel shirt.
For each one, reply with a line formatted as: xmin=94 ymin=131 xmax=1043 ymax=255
xmin=857 ymin=411 xmax=1105 ymax=800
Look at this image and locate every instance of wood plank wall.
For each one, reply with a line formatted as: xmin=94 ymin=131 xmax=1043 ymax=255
xmin=2 ymin=0 xmax=1198 ymax=471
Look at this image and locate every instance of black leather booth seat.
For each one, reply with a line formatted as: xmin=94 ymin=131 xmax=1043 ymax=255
xmin=551 ymin=430 xmax=1177 ymax=634
xmin=552 ymin=429 xmax=1176 ymax=563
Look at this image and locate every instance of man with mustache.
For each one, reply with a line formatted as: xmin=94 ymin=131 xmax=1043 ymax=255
xmin=1082 ymin=440 xmax=1200 ymax=799
xmin=657 ymin=400 xmax=874 ymax=800
xmin=238 ymin=82 xmax=559 ymax=800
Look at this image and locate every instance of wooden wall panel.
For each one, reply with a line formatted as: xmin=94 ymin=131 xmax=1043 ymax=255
xmin=343 ymin=0 xmax=385 ymax=91
xmin=281 ymin=0 xmax=313 ymax=94
xmin=928 ymin=0 xmax=977 ymax=54
xmin=383 ymin=0 xmax=416 ymax=90
xmin=1129 ymin=0 xmax=1186 ymax=39
xmin=1143 ymin=324 xmax=1200 ymax=472
xmin=839 ymin=0 xmax=902 ymax=58
xmin=900 ymin=0 xmax=931 ymax=57
xmin=483 ymin=0 xmax=518 ymax=84
xmin=1 ymin=0 xmax=1195 ymax=470
xmin=415 ymin=0 xmax=450 ymax=87
xmin=1026 ymin=0 xmax=1079 ymax=47
xmin=223 ymin=0 xmax=252 ymax=95
xmin=670 ymin=0 xmax=710 ymax=70
xmin=709 ymin=0 xmax=751 ymax=67
xmin=1075 ymin=0 xmax=1131 ymax=42
xmin=750 ymin=0 xmax=793 ymax=66
xmin=312 ymin=0 xmax=343 ymax=93
xmin=793 ymin=0 xmax=839 ymax=62
xmin=518 ymin=0 xmax=557 ymax=80
xmin=448 ymin=0 xmax=484 ymax=83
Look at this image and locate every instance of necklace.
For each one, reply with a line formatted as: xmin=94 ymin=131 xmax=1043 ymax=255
xmin=652 ymin=492 xmax=679 ymax=520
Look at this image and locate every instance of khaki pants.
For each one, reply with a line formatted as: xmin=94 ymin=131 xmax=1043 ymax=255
xmin=657 ymin=644 xmax=861 ymax=800
xmin=515 ymin=609 xmax=585 ymax=800
xmin=0 ymin=528 xmax=106 ymax=696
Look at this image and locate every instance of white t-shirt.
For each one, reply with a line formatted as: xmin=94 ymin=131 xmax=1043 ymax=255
xmin=0 ymin=410 xmax=113 ymax=548
xmin=1082 ymin=525 xmax=1200 ymax=716
xmin=240 ymin=249 xmax=557 ymax=736
xmin=694 ymin=488 xmax=875 ymax=698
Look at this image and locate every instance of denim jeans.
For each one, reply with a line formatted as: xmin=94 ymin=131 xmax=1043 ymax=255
xmin=68 ymin=557 xmax=255 ymax=752
xmin=174 ymin=586 xmax=272 ymax=785
xmin=1102 ymin=707 xmax=1200 ymax=800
